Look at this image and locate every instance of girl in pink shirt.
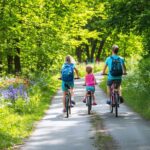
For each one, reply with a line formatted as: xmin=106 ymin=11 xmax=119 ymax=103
xmin=83 ymin=65 xmax=97 ymax=105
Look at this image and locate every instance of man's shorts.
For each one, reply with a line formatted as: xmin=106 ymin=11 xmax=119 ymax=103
xmin=107 ymin=79 xmax=122 ymax=87
xmin=86 ymin=86 xmax=95 ymax=92
xmin=62 ymin=81 xmax=74 ymax=91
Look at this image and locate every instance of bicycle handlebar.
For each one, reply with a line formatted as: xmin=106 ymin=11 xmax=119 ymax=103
xmin=58 ymin=77 xmax=80 ymax=80
xmin=100 ymin=73 xmax=127 ymax=76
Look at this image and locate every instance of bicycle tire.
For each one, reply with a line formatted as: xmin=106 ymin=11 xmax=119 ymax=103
xmin=87 ymin=96 xmax=92 ymax=114
xmin=114 ymin=93 xmax=119 ymax=117
xmin=110 ymin=95 xmax=113 ymax=113
xmin=69 ymin=93 xmax=71 ymax=115
xmin=66 ymin=97 xmax=69 ymax=118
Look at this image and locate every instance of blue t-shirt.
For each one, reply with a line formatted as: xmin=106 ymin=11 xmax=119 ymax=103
xmin=105 ymin=54 xmax=124 ymax=80
xmin=62 ymin=63 xmax=75 ymax=69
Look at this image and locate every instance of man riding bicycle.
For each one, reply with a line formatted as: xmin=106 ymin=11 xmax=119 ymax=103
xmin=101 ymin=45 xmax=127 ymax=104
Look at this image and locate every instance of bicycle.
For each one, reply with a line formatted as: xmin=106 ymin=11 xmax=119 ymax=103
xmin=59 ymin=77 xmax=79 ymax=118
xmin=64 ymin=83 xmax=72 ymax=118
xmin=83 ymin=85 xmax=94 ymax=115
xmin=87 ymin=90 xmax=93 ymax=114
xmin=101 ymin=74 xmax=122 ymax=117
xmin=110 ymin=80 xmax=120 ymax=117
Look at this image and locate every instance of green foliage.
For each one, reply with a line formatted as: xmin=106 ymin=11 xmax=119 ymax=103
xmin=0 ymin=73 xmax=60 ymax=149
xmin=104 ymin=0 xmax=150 ymax=55
xmin=77 ymin=62 xmax=104 ymax=77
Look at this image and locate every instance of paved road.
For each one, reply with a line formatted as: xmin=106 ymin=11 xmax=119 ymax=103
xmin=21 ymin=73 xmax=150 ymax=150
xmin=21 ymin=78 xmax=97 ymax=150
xmin=94 ymin=73 xmax=150 ymax=150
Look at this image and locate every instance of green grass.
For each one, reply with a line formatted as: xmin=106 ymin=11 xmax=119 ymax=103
xmin=122 ymin=76 xmax=150 ymax=120
xmin=99 ymin=70 xmax=150 ymax=120
xmin=0 ymin=74 xmax=60 ymax=149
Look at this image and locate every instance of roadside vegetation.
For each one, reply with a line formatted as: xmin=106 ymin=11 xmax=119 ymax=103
xmin=0 ymin=73 xmax=60 ymax=149
xmin=0 ymin=0 xmax=149 ymax=149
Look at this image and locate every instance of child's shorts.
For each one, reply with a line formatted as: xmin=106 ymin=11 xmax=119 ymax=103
xmin=86 ymin=86 xmax=95 ymax=92
xmin=62 ymin=81 xmax=74 ymax=91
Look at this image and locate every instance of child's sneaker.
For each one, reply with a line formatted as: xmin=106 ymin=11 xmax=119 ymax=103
xmin=63 ymin=108 xmax=66 ymax=113
xmin=71 ymin=100 xmax=76 ymax=105
xmin=92 ymin=102 xmax=97 ymax=105
xmin=82 ymin=98 xmax=86 ymax=103
xmin=106 ymin=100 xmax=111 ymax=105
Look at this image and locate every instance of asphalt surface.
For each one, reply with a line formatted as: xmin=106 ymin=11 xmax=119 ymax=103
xmin=21 ymin=73 xmax=150 ymax=150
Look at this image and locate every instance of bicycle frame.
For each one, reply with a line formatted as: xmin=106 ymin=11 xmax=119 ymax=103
xmin=64 ymin=83 xmax=72 ymax=118
xmin=86 ymin=90 xmax=93 ymax=115
xmin=58 ymin=77 xmax=80 ymax=118
xmin=65 ymin=90 xmax=71 ymax=118
xmin=110 ymin=81 xmax=120 ymax=117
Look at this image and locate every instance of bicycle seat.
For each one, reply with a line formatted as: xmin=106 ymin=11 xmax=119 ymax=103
xmin=87 ymin=90 xmax=93 ymax=95
xmin=112 ymin=81 xmax=120 ymax=89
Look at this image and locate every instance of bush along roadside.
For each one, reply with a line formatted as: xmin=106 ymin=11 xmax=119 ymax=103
xmin=122 ymin=57 xmax=150 ymax=120
xmin=0 ymin=72 xmax=60 ymax=149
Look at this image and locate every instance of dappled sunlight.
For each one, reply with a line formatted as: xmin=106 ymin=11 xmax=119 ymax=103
xmin=74 ymin=80 xmax=85 ymax=85
xmin=21 ymin=71 xmax=150 ymax=150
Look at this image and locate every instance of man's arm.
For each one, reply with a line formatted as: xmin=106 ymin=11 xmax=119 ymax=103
xmin=122 ymin=63 xmax=127 ymax=74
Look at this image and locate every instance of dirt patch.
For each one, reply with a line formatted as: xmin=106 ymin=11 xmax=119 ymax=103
xmin=90 ymin=113 xmax=118 ymax=150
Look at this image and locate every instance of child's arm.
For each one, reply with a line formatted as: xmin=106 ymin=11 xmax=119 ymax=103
xmin=83 ymin=75 xmax=86 ymax=86
xmin=94 ymin=76 xmax=97 ymax=85
xmin=74 ymin=67 xmax=79 ymax=78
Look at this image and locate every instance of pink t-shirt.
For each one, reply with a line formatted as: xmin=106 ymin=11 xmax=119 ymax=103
xmin=85 ymin=74 xmax=95 ymax=86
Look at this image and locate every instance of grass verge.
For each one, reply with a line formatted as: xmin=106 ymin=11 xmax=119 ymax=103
xmin=0 ymin=73 xmax=60 ymax=149
xmin=99 ymin=73 xmax=150 ymax=120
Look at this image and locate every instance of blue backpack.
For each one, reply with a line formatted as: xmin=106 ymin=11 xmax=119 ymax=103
xmin=110 ymin=57 xmax=123 ymax=76
xmin=61 ymin=63 xmax=74 ymax=82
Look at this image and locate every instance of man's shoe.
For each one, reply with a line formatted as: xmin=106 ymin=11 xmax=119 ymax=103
xmin=119 ymin=96 xmax=124 ymax=103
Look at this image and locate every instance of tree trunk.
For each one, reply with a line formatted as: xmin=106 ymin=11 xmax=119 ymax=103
xmin=14 ymin=47 xmax=21 ymax=73
xmin=7 ymin=55 xmax=14 ymax=74
xmin=90 ymin=39 xmax=97 ymax=63
xmin=96 ymin=39 xmax=106 ymax=62
xmin=0 ymin=52 xmax=2 ymax=74
xmin=0 ymin=0 xmax=6 ymax=74
xmin=76 ymin=46 xmax=82 ymax=63
xmin=84 ymin=44 xmax=90 ymax=63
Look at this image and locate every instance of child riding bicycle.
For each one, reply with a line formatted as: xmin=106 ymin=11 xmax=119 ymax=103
xmin=83 ymin=65 xmax=97 ymax=105
xmin=61 ymin=55 xmax=79 ymax=112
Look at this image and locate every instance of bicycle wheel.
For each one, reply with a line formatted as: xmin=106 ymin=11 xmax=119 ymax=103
xmin=65 ymin=96 xmax=69 ymax=118
xmin=110 ymin=95 xmax=113 ymax=113
xmin=114 ymin=93 xmax=119 ymax=117
xmin=87 ymin=96 xmax=92 ymax=114
xmin=68 ymin=93 xmax=71 ymax=115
